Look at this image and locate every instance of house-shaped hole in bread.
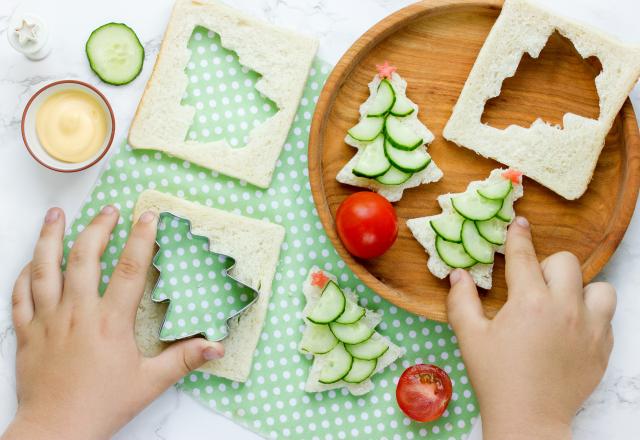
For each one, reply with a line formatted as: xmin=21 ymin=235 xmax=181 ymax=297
xmin=443 ymin=0 xmax=640 ymax=200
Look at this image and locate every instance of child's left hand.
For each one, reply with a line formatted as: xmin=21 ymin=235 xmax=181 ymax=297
xmin=3 ymin=206 xmax=224 ymax=440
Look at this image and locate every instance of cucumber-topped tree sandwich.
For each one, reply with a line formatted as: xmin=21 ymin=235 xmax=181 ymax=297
xmin=336 ymin=62 xmax=443 ymax=202
xmin=299 ymin=267 xmax=404 ymax=396
xmin=407 ymin=169 xmax=523 ymax=289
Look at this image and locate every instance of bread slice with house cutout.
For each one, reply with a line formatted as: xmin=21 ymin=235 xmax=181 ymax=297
xmin=133 ymin=190 xmax=285 ymax=382
xmin=443 ymin=0 xmax=640 ymax=200
xmin=128 ymin=0 xmax=318 ymax=188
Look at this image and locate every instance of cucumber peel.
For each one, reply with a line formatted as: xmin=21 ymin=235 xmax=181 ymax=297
xmin=318 ymin=343 xmax=353 ymax=384
xmin=300 ymin=322 xmax=339 ymax=355
xmin=307 ymin=281 xmax=346 ymax=324
xmin=348 ymin=116 xmax=385 ymax=142
xmin=461 ymin=220 xmax=494 ymax=264
xmin=343 ymin=358 xmax=377 ymax=383
xmin=430 ymin=213 xmax=465 ymax=243
xmin=367 ymin=80 xmax=396 ymax=116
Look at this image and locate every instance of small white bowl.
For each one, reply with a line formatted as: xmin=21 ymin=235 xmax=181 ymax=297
xmin=21 ymin=80 xmax=115 ymax=172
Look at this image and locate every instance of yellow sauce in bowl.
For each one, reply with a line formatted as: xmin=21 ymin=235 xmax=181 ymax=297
xmin=35 ymin=90 xmax=108 ymax=163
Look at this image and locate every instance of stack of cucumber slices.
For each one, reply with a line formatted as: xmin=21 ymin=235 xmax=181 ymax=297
xmin=300 ymin=280 xmax=390 ymax=385
xmin=348 ymin=79 xmax=432 ymax=186
xmin=430 ymin=178 xmax=516 ymax=268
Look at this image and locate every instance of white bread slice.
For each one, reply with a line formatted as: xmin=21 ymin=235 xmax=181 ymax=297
xmin=300 ymin=267 xmax=404 ymax=395
xmin=443 ymin=0 xmax=640 ymax=200
xmin=407 ymin=169 xmax=523 ymax=289
xmin=336 ymin=73 xmax=443 ymax=202
xmin=133 ymin=190 xmax=285 ymax=382
xmin=128 ymin=0 xmax=318 ymax=188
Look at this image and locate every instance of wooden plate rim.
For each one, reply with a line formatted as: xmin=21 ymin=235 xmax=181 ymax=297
xmin=308 ymin=0 xmax=640 ymax=318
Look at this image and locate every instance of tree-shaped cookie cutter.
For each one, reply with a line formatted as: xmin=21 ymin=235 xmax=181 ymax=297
xmin=151 ymin=211 xmax=260 ymax=342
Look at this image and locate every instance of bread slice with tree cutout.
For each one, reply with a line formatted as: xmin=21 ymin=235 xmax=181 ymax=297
xmin=133 ymin=190 xmax=285 ymax=382
xmin=129 ymin=0 xmax=318 ymax=188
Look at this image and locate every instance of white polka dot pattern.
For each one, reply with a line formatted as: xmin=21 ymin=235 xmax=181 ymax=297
xmin=182 ymin=27 xmax=278 ymax=148
xmin=62 ymin=47 xmax=478 ymax=438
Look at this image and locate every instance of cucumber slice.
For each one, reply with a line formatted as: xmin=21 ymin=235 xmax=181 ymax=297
xmin=86 ymin=23 xmax=144 ymax=86
xmin=345 ymin=337 xmax=389 ymax=360
xmin=385 ymin=115 xmax=423 ymax=150
xmin=318 ymin=343 xmax=353 ymax=384
xmin=336 ymin=299 xmax=366 ymax=324
xmin=367 ymin=80 xmax=396 ymax=116
xmin=390 ymin=95 xmax=414 ymax=117
xmin=476 ymin=218 xmax=507 ymax=245
xmin=461 ymin=220 xmax=495 ymax=264
xmin=430 ymin=213 xmax=465 ymax=243
xmin=375 ymin=166 xmax=412 ymax=186
xmin=452 ymin=193 xmax=503 ymax=221
xmin=435 ymin=236 xmax=477 ymax=268
xmin=343 ymin=358 xmax=377 ymax=384
xmin=329 ymin=320 xmax=375 ymax=345
xmin=352 ymin=136 xmax=391 ymax=178
xmin=307 ymin=281 xmax=346 ymax=324
xmin=477 ymin=180 xmax=512 ymax=200
xmin=384 ymin=139 xmax=431 ymax=173
xmin=496 ymin=190 xmax=515 ymax=222
xmin=300 ymin=322 xmax=339 ymax=355
xmin=347 ymin=116 xmax=384 ymax=142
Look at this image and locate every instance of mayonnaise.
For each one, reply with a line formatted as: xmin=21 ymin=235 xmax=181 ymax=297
xmin=36 ymin=90 xmax=108 ymax=163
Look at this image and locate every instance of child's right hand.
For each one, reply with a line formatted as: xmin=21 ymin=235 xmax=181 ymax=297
xmin=447 ymin=217 xmax=616 ymax=440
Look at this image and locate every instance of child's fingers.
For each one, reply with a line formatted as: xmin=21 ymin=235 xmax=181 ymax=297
xmin=540 ymin=251 xmax=583 ymax=300
xmin=505 ymin=217 xmax=546 ymax=298
xmin=31 ymin=208 xmax=65 ymax=314
xmin=102 ymin=211 xmax=157 ymax=324
xmin=583 ymin=282 xmax=616 ymax=327
xmin=12 ymin=264 xmax=35 ymax=334
xmin=447 ymin=269 xmax=488 ymax=338
xmin=64 ymin=206 xmax=119 ymax=300
xmin=144 ymin=338 xmax=224 ymax=391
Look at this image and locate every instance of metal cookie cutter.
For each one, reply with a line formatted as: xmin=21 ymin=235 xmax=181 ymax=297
xmin=150 ymin=211 xmax=260 ymax=342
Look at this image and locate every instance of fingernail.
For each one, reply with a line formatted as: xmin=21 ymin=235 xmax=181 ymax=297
xmin=203 ymin=344 xmax=224 ymax=361
xmin=101 ymin=205 xmax=115 ymax=215
xmin=44 ymin=208 xmax=60 ymax=224
xmin=450 ymin=269 xmax=463 ymax=286
xmin=139 ymin=211 xmax=156 ymax=224
xmin=515 ymin=216 xmax=529 ymax=228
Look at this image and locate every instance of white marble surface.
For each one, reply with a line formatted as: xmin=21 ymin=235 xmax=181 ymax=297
xmin=0 ymin=0 xmax=639 ymax=439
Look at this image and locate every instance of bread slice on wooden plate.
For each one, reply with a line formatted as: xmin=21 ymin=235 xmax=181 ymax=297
xmin=443 ymin=0 xmax=640 ymax=200
xmin=133 ymin=190 xmax=285 ymax=382
xmin=300 ymin=267 xmax=404 ymax=396
xmin=407 ymin=169 xmax=523 ymax=289
xmin=336 ymin=71 xmax=443 ymax=202
xmin=128 ymin=0 xmax=318 ymax=188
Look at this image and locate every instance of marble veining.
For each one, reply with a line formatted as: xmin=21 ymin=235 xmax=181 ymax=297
xmin=1 ymin=1 xmax=639 ymax=439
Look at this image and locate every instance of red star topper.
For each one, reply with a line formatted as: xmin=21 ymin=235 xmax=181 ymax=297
xmin=310 ymin=270 xmax=330 ymax=288
xmin=376 ymin=61 xmax=397 ymax=79
xmin=502 ymin=169 xmax=523 ymax=184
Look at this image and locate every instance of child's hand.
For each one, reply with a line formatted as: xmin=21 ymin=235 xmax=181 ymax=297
xmin=447 ymin=217 xmax=615 ymax=440
xmin=3 ymin=207 xmax=224 ymax=440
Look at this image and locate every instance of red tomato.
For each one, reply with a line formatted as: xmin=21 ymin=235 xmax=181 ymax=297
xmin=396 ymin=364 xmax=453 ymax=422
xmin=335 ymin=192 xmax=398 ymax=259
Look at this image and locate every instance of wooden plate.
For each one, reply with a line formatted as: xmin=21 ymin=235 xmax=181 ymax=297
xmin=308 ymin=0 xmax=640 ymax=321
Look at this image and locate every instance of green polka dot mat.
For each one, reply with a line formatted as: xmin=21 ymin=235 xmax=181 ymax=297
xmin=63 ymin=27 xmax=479 ymax=440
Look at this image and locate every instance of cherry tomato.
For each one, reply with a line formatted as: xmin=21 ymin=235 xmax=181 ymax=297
xmin=396 ymin=364 xmax=453 ymax=422
xmin=335 ymin=191 xmax=398 ymax=259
